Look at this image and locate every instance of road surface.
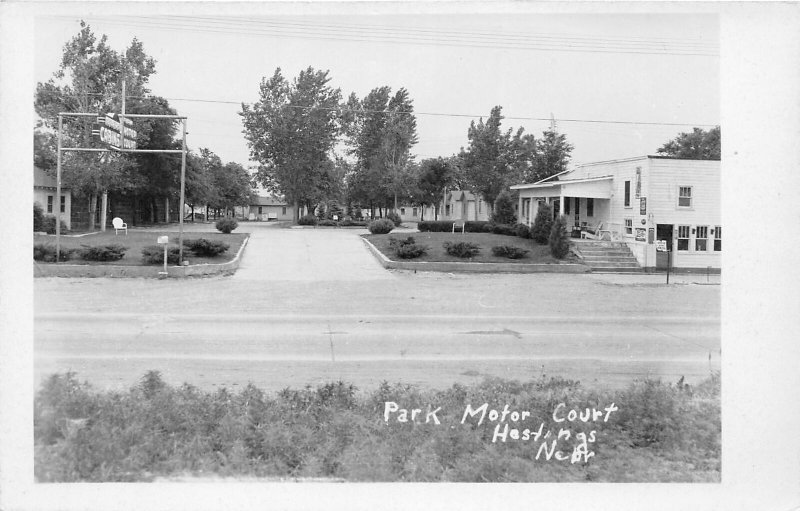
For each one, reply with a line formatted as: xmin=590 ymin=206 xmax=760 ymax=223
xmin=34 ymin=225 xmax=721 ymax=392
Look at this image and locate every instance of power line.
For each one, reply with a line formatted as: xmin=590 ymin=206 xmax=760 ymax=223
xmin=54 ymin=92 xmax=719 ymax=128
xmin=44 ymin=15 xmax=719 ymax=57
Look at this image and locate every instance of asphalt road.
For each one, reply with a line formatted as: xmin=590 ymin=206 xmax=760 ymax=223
xmin=34 ymin=224 xmax=721 ymax=392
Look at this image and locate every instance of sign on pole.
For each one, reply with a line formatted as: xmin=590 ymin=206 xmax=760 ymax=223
xmin=97 ymin=113 xmax=137 ymax=150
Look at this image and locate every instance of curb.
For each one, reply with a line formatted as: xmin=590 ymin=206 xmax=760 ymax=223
xmin=34 ymin=235 xmax=250 ymax=279
xmin=361 ymin=237 xmax=591 ymax=274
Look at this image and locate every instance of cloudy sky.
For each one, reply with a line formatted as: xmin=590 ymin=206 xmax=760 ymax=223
xmin=35 ymin=10 xmax=719 ymax=171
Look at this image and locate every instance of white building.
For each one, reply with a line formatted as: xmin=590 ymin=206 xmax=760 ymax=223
xmin=33 ymin=166 xmax=71 ymax=230
xmin=511 ymin=156 xmax=720 ymax=271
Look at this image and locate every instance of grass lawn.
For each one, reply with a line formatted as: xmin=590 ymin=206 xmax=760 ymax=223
xmin=365 ymin=232 xmax=578 ymax=264
xmin=34 ymin=230 xmax=248 ymax=266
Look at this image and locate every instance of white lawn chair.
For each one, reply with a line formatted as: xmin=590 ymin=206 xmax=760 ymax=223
xmin=452 ymin=219 xmax=466 ymax=234
xmin=581 ymin=222 xmax=604 ymax=240
xmin=112 ymin=217 xmax=128 ymax=235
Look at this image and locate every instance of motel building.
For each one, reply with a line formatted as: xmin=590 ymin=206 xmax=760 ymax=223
xmin=510 ymin=155 xmax=721 ymax=272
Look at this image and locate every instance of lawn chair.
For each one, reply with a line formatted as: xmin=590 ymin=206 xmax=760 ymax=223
xmin=112 ymin=217 xmax=128 ymax=235
xmin=452 ymin=219 xmax=466 ymax=234
xmin=581 ymin=222 xmax=604 ymax=240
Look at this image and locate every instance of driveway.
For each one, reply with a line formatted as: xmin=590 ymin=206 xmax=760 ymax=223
xmin=233 ymin=225 xmax=393 ymax=282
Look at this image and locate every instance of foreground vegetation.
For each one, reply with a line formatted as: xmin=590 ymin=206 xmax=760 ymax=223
xmin=35 ymin=371 xmax=720 ymax=482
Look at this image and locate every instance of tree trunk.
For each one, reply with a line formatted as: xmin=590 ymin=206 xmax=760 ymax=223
xmin=165 ymin=197 xmax=170 ymax=223
xmin=149 ymin=200 xmax=156 ymax=224
xmin=293 ymin=200 xmax=300 ymax=223
xmin=88 ymin=194 xmax=97 ymax=231
xmin=191 ymin=204 xmax=195 ymax=222
xmin=100 ymin=192 xmax=108 ymax=231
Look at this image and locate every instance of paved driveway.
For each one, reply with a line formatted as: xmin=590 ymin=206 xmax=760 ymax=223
xmin=233 ymin=225 xmax=393 ymax=281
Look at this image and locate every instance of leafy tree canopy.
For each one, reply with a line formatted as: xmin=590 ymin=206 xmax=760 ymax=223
xmin=657 ymin=126 xmax=720 ymax=160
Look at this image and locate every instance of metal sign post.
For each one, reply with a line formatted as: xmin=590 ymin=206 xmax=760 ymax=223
xmin=667 ymin=249 xmax=671 ymax=284
xmin=157 ymin=235 xmax=169 ymax=277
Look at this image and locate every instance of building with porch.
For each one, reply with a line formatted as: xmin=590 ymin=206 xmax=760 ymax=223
xmin=511 ymin=156 xmax=720 ymax=271
xmin=248 ymin=195 xmax=294 ymax=221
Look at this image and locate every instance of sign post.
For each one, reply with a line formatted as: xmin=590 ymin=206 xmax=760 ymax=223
xmin=656 ymin=240 xmax=670 ymax=284
xmin=157 ymin=235 xmax=169 ymax=277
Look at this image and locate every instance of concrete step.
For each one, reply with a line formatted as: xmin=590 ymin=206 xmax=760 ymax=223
xmin=579 ymin=251 xmax=634 ymax=257
xmin=586 ymin=260 xmax=640 ymax=267
xmin=590 ymin=266 xmax=645 ymax=273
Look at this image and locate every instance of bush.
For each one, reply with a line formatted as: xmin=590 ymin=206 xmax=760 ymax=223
xmin=141 ymin=244 xmax=181 ymax=265
xmin=385 ymin=211 xmax=402 ymax=227
xmin=514 ymin=224 xmax=531 ymax=239
xmin=42 ymin=215 xmax=69 ymax=235
xmin=339 ymin=219 xmax=366 ymax=227
xmin=76 ymin=243 xmax=127 ymax=261
xmin=417 ymin=221 xmax=453 ymax=232
xmin=34 ymin=203 xmax=45 ymax=232
xmin=298 ymin=214 xmax=318 ymax=226
xmin=183 ymin=238 xmax=229 ymax=257
xmin=368 ymin=218 xmax=395 ymax=235
xmin=215 ymin=217 xmax=238 ymax=234
xmin=548 ymin=215 xmax=570 ymax=259
xmin=491 ymin=245 xmax=530 ymax=259
xmin=531 ymin=204 xmax=553 ymax=244
xmin=443 ymin=241 xmax=481 ymax=258
xmin=318 ymin=219 xmax=338 ymax=227
xmin=33 ymin=243 xmax=72 ymax=262
xmin=481 ymin=223 xmax=494 ymax=233
xmin=388 ymin=237 xmax=429 ymax=259
xmin=490 ymin=223 xmax=517 ymax=236
xmin=464 ymin=221 xmax=492 ymax=233
xmin=492 ymin=191 xmax=517 ymax=225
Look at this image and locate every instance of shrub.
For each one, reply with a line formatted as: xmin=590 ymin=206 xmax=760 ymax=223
xmin=339 ymin=219 xmax=366 ymax=227
xmin=464 ymin=221 xmax=491 ymax=233
xmin=491 ymin=223 xmax=517 ymax=236
xmin=482 ymin=223 xmax=494 ymax=233
xmin=417 ymin=221 xmax=453 ymax=232
xmin=548 ymin=215 xmax=570 ymax=259
xmin=385 ymin=211 xmax=402 ymax=227
xmin=531 ymin=204 xmax=554 ymax=244
xmin=141 ymin=244 xmax=181 ymax=265
xmin=215 ymin=217 xmax=238 ymax=234
xmin=298 ymin=214 xmax=318 ymax=226
xmin=183 ymin=238 xmax=229 ymax=257
xmin=34 ymin=203 xmax=45 ymax=232
xmin=514 ymin=224 xmax=531 ymax=239
xmin=318 ymin=219 xmax=338 ymax=227
xmin=33 ymin=243 xmax=72 ymax=262
xmin=368 ymin=218 xmax=395 ymax=235
xmin=492 ymin=191 xmax=517 ymax=225
xmin=491 ymin=245 xmax=529 ymax=259
xmin=77 ymin=243 xmax=127 ymax=261
xmin=443 ymin=241 xmax=481 ymax=258
xmin=388 ymin=237 xmax=429 ymax=259
xmin=42 ymin=215 xmax=69 ymax=235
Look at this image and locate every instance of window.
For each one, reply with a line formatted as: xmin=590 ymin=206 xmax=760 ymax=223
xmin=677 ymin=225 xmax=690 ymax=251
xmin=624 ymin=218 xmax=633 ymax=235
xmin=446 ymin=205 xmax=451 ymax=216
xmin=282 ymin=206 xmax=287 ymax=215
xmin=60 ymin=195 xmax=66 ymax=213
xmin=696 ymin=226 xmax=708 ymax=251
xmin=478 ymin=200 xmax=482 ymax=214
xmin=565 ymin=197 xmax=570 ymax=215
xmin=624 ymin=181 xmax=631 ymax=207
xmin=587 ymin=198 xmax=594 ymax=217
xmin=412 ymin=207 xmax=417 ymax=217
xmin=258 ymin=206 xmax=263 ymax=215
xmin=678 ymin=186 xmax=692 ymax=208
xmin=47 ymin=195 xmax=53 ymax=213
xmin=400 ymin=207 xmax=406 ymax=215
xmin=714 ymin=226 xmax=722 ymax=251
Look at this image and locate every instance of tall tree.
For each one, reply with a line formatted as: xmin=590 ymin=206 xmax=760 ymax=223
xmin=240 ymin=67 xmax=343 ymax=222
xmin=34 ymin=21 xmax=161 ymax=229
xmin=528 ymin=129 xmax=574 ymax=183
xmin=459 ymin=106 xmax=513 ymax=213
xmin=657 ymin=126 xmax=721 ymax=160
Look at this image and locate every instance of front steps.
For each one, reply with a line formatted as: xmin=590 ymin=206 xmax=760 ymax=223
xmin=573 ymin=241 xmax=643 ymax=273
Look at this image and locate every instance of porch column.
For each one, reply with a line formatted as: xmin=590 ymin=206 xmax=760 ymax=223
xmin=559 ymin=194 xmax=565 ymax=217
xmin=518 ymin=195 xmax=524 ymax=224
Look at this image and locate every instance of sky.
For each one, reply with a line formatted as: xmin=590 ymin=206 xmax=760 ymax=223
xmin=34 ymin=10 xmax=719 ymax=174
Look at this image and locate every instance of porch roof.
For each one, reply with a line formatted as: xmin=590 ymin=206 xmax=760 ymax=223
xmin=511 ymin=175 xmax=614 ymax=199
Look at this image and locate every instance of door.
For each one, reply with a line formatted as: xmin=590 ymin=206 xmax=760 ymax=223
xmin=656 ymin=224 xmax=674 ymax=270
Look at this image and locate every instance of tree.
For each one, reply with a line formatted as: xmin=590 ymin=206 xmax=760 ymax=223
xmin=657 ymin=126 xmax=720 ymax=160
xmin=416 ymin=157 xmax=456 ymax=220
xmin=528 ymin=130 xmax=574 ymax=183
xmin=548 ymin=215 xmax=570 ymax=259
xmin=492 ymin=190 xmax=517 ymax=225
xmin=343 ymin=86 xmax=418 ymax=217
xmin=531 ymin=202 xmax=553 ymax=244
xmin=240 ymin=67 xmax=343 ymax=222
xmin=459 ymin=106 xmax=512 ymax=213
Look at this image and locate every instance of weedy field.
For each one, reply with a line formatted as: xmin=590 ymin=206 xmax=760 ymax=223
xmin=34 ymin=371 xmax=720 ymax=482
